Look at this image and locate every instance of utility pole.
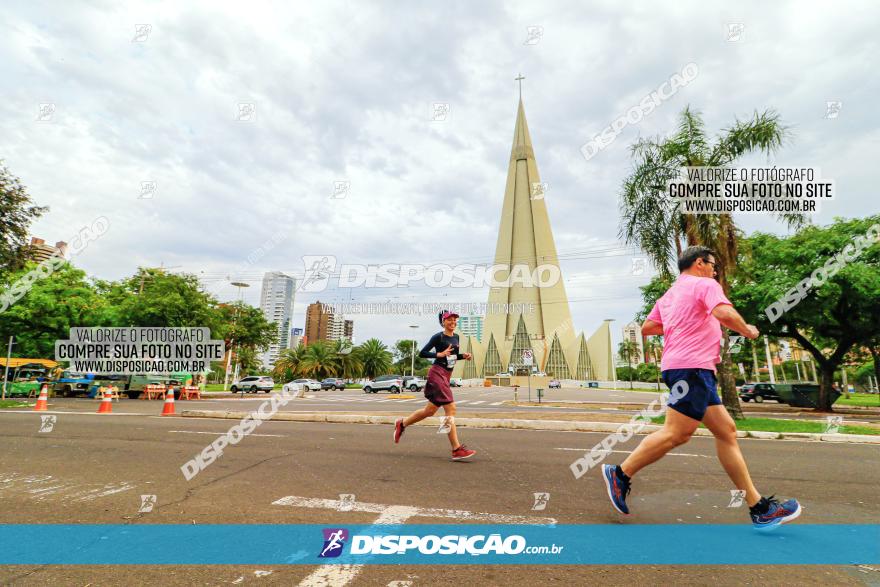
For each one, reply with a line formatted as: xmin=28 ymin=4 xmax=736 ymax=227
xmin=764 ymin=336 xmax=776 ymax=384
xmin=2 ymin=336 xmax=13 ymax=401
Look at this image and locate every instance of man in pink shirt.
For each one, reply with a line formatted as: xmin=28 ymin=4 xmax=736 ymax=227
xmin=602 ymin=246 xmax=802 ymax=529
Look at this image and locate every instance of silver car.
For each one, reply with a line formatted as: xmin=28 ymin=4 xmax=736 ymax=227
xmin=231 ymin=376 xmax=274 ymax=393
xmin=362 ymin=375 xmax=403 ymax=394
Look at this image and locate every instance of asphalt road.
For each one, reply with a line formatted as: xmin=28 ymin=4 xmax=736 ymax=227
xmin=13 ymin=386 xmax=880 ymax=424
xmin=1 ymin=407 xmax=878 ymax=586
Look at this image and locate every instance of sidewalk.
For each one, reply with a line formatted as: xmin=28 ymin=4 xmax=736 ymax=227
xmin=180 ymin=409 xmax=880 ymax=445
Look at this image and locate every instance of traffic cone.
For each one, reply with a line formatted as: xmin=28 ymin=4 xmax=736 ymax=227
xmin=33 ymin=384 xmax=49 ymax=411
xmin=97 ymin=387 xmax=113 ymax=414
xmin=161 ymin=386 xmax=176 ymax=416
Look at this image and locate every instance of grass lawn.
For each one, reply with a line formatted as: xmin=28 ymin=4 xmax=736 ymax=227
xmin=0 ymin=399 xmax=31 ymax=408
xmin=649 ymin=415 xmax=880 ymax=436
xmin=834 ymin=393 xmax=880 ymax=407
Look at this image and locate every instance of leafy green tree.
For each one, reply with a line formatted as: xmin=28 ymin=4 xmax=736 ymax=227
xmin=109 ymin=269 xmax=222 ymax=331
xmin=620 ymin=106 xmax=804 ymax=418
xmin=358 ymin=338 xmax=394 ymax=379
xmin=392 ymin=339 xmax=430 ymax=375
xmin=0 ymin=162 xmax=48 ymax=276
xmin=0 ymin=263 xmax=110 ymax=357
xmin=618 ymin=340 xmax=639 ymax=389
xmin=731 ymin=216 xmax=880 ymax=411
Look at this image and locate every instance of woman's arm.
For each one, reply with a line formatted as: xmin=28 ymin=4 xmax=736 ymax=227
xmin=419 ymin=334 xmax=439 ymax=359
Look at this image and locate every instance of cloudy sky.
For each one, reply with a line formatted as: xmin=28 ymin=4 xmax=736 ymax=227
xmin=2 ymin=0 xmax=877 ymax=347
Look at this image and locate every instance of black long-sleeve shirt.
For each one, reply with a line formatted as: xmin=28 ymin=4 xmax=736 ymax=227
xmin=420 ymin=331 xmax=464 ymax=371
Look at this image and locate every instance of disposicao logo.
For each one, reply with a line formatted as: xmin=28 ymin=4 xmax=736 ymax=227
xmin=319 ymin=528 xmax=349 ymax=558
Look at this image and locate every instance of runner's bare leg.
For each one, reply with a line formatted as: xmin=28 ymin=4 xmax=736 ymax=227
xmin=701 ymin=405 xmax=762 ymax=506
xmin=443 ymin=402 xmax=460 ymax=449
xmin=403 ymin=402 xmax=438 ymax=427
xmin=621 ymin=407 xmax=699 ymax=477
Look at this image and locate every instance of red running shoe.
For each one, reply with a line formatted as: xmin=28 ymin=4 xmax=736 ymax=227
xmin=393 ymin=419 xmax=405 ymax=444
xmin=451 ymin=445 xmax=476 ymax=460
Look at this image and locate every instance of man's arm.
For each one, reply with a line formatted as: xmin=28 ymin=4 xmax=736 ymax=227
xmin=641 ymin=320 xmax=663 ymax=336
xmin=711 ymin=304 xmax=759 ymax=339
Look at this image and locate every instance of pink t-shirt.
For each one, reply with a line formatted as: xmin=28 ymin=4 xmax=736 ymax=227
xmin=647 ymin=274 xmax=732 ymax=372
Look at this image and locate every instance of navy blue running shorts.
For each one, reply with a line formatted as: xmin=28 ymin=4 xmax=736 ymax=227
xmin=661 ymin=368 xmax=722 ymax=421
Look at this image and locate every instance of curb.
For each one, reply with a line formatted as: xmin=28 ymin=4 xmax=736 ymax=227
xmin=179 ymin=410 xmax=880 ymax=444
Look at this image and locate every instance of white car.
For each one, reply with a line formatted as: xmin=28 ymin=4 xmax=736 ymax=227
xmin=293 ymin=378 xmax=321 ymax=391
xmin=281 ymin=381 xmax=304 ymax=396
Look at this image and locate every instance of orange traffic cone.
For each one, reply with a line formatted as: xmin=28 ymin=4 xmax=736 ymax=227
xmin=161 ymin=386 xmax=176 ymax=416
xmin=97 ymin=387 xmax=113 ymax=414
xmin=33 ymin=383 xmax=49 ymax=411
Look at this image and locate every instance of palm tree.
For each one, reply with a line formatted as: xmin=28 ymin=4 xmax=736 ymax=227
xmin=643 ymin=336 xmax=663 ymax=391
xmin=620 ymin=106 xmax=805 ymax=418
xmin=618 ymin=341 xmax=639 ymax=389
xmin=297 ymin=340 xmax=342 ymax=380
xmin=358 ymin=338 xmax=394 ymax=379
xmin=331 ymin=339 xmax=362 ymax=381
xmin=273 ymin=344 xmax=307 ymax=382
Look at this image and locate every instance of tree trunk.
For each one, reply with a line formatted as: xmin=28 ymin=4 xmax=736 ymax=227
xmin=719 ymin=331 xmax=743 ymax=419
xmin=871 ymin=348 xmax=880 ymax=392
xmin=818 ymin=365 xmax=836 ymax=412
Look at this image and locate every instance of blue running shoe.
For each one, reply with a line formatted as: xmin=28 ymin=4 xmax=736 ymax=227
xmin=602 ymin=464 xmax=631 ymax=515
xmin=750 ymin=495 xmax=802 ymax=530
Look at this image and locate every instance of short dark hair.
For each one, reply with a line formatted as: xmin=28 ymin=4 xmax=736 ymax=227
xmin=678 ymin=246 xmax=715 ymax=272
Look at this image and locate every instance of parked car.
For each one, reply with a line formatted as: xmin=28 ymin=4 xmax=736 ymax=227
xmin=53 ymin=371 xmax=95 ymax=397
xmin=739 ymin=382 xmax=780 ymax=403
xmin=450 ymin=378 xmax=462 ymax=387
xmin=293 ymin=378 xmax=322 ymax=392
xmin=401 ymin=376 xmax=426 ymax=392
xmin=548 ymin=379 xmax=561 ymax=389
xmin=231 ymin=376 xmax=274 ymax=393
xmin=321 ymin=378 xmax=346 ymax=391
xmin=362 ymin=375 xmax=403 ymax=394
xmin=282 ymin=380 xmax=304 ymax=395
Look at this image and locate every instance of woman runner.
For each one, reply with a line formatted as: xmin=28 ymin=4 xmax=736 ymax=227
xmin=393 ymin=310 xmax=476 ymax=460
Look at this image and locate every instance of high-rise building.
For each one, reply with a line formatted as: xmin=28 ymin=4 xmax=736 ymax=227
xmin=305 ymin=302 xmax=352 ymax=344
xmin=457 ymin=315 xmax=484 ymax=343
xmin=258 ymin=272 xmax=296 ymax=369
xmin=454 ymin=96 xmax=612 ymax=381
xmin=621 ymin=321 xmax=646 ymax=365
xmin=28 ymin=237 xmax=68 ymax=263
xmin=289 ymin=327 xmax=304 ymax=349
xmin=305 ymin=301 xmax=332 ymax=343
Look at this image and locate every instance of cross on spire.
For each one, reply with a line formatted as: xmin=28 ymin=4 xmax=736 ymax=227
xmin=515 ymin=73 xmax=525 ymax=101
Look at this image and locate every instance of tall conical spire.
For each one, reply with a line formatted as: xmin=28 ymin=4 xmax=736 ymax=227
xmin=482 ymin=97 xmax=575 ymax=358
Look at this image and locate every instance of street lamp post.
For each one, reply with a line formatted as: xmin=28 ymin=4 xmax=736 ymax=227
xmin=224 ymin=281 xmax=250 ymax=392
xmin=409 ymin=325 xmax=419 ymax=376
xmin=604 ymin=319 xmax=616 ymax=389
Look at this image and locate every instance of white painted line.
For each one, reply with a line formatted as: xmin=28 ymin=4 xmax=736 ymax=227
xmin=169 ymin=430 xmax=285 ymax=438
xmin=273 ymin=495 xmax=556 ymax=525
xmin=554 ymin=448 xmax=711 ymax=458
xmin=469 ymin=401 xmax=486 ymax=405
xmin=490 ymin=402 xmax=503 ymax=406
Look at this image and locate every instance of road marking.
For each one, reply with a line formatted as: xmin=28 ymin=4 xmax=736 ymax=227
xmin=554 ymin=448 xmax=711 ymax=458
xmin=490 ymin=402 xmax=503 ymax=406
xmin=273 ymin=495 xmax=556 ymax=525
xmin=169 ymin=430 xmax=285 ymax=438
xmin=281 ymin=495 xmax=554 ymax=587
xmin=469 ymin=401 xmax=485 ymax=405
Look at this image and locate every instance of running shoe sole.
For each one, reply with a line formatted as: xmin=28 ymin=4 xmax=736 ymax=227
xmin=393 ymin=419 xmax=403 ymax=444
xmin=602 ymin=464 xmax=629 ymax=515
xmin=452 ymin=452 xmax=475 ymax=461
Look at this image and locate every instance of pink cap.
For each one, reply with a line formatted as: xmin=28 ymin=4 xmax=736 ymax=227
xmin=440 ymin=310 xmax=459 ymax=322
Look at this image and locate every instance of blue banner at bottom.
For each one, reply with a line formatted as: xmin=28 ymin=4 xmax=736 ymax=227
xmin=0 ymin=525 xmax=877 ymax=565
